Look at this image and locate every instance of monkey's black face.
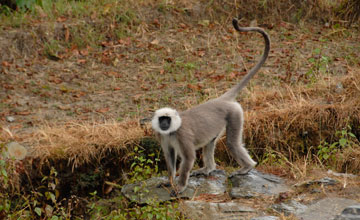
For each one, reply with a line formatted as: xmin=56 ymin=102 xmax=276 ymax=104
xmin=159 ymin=116 xmax=171 ymax=131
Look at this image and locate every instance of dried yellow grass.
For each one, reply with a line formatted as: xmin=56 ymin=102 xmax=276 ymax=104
xmin=1 ymin=72 xmax=358 ymax=173
xmin=242 ymin=69 xmax=360 ymax=172
xmin=30 ymin=120 xmax=144 ymax=168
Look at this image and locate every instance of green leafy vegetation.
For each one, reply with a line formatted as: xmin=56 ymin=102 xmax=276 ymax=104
xmin=317 ymin=125 xmax=357 ymax=165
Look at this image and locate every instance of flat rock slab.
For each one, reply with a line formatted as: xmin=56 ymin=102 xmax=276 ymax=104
xmin=181 ymin=201 xmax=255 ymax=220
xmin=334 ymin=205 xmax=360 ymax=220
xmin=121 ymin=170 xmax=227 ymax=204
xmin=294 ymin=177 xmax=338 ymax=187
xmin=230 ymin=169 xmax=290 ymax=198
xmin=297 ymin=197 xmax=360 ymax=220
xmin=251 ymin=216 xmax=279 ymax=220
xmin=271 ymin=200 xmax=308 ymax=216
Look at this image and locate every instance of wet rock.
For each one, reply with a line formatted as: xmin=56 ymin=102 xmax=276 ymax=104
xmin=310 ymin=188 xmax=322 ymax=194
xmin=271 ymin=200 xmax=307 ymax=216
xmin=251 ymin=216 xmax=279 ymax=220
xmin=121 ymin=169 xmax=227 ymax=204
xmin=297 ymin=198 xmax=360 ymax=220
xmin=181 ymin=201 xmax=255 ymax=220
xmin=229 ymin=169 xmax=290 ymax=198
xmin=334 ymin=205 xmax=360 ymax=220
xmin=6 ymin=142 xmax=28 ymax=160
xmin=294 ymin=177 xmax=338 ymax=187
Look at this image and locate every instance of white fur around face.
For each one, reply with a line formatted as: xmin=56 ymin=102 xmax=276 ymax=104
xmin=152 ymin=107 xmax=182 ymax=135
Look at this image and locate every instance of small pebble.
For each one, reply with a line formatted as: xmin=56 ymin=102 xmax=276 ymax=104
xmin=6 ymin=116 xmax=15 ymax=122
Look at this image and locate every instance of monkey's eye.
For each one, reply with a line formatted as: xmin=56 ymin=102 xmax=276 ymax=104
xmin=159 ymin=116 xmax=171 ymax=130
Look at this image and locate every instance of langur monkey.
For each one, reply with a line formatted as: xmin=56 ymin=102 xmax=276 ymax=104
xmin=152 ymin=18 xmax=270 ymax=196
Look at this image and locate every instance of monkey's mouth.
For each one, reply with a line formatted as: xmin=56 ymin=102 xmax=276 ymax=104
xmin=160 ymin=124 xmax=170 ymax=130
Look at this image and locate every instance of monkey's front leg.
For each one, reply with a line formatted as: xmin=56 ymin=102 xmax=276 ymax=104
xmin=157 ymin=144 xmax=177 ymax=189
xmin=171 ymin=148 xmax=196 ymax=197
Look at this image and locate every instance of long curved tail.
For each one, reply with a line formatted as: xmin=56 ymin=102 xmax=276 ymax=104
xmin=220 ymin=18 xmax=270 ymax=101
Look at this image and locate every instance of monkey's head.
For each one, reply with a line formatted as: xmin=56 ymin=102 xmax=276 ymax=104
xmin=152 ymin=107 xmax=182 ymax=135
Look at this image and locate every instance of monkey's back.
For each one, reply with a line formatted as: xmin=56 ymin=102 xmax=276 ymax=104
xmin=177 ymin=100 xmax=243 ymax=149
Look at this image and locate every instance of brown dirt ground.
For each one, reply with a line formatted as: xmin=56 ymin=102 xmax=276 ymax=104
xmin=1 ymin=17 xmax=358 ymax=137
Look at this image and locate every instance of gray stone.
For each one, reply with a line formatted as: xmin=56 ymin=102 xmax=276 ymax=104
xmin=121 ymin=169 xmax=227 ymax=204
xmin=181 ymin=201 xmax=255 ymax=220
xmin=251 ymin=216 xmax=279 ymax=220
xmin=327 ymin=170 xmax=357 ymax=178
xmin=334 ymin=205 xmax=360 ymax=220
xmin=229 ymin=169 xmax=290 ymax=198
xmin=294 ymin=177 xmax=338 ymax=187
xmin=6 ymin=116 xmax=15 ymax=122
xmin=297 ymin=197 xmax=360 ymax=220
xmin=310 ymin=188 xmax=322 ymax=194
xmin=271 ymin=200 xmax=307 ymax=216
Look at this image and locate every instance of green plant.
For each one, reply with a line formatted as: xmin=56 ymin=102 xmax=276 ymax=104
xmin=0 ymin=144 xmax=11 ymax=217
xmin=29 ymin=167 xmax=71 ymax=219
xmin=128 ymin=146 xmax=160 ymax=183
xmin=127 ymin=201 xmax=181 ymax=220
xmin=260 ymin=148 xmax=286 ymax=165
xmin=306 ymin=47 xmax=331 ymax=83
xmin=317 ymin=125 xmax=356 ymax=162
xmin=15 ymin=0 xmax=50 ymax=11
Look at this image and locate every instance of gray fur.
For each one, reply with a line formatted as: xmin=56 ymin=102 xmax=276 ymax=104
xmin=152 ymin=18 xmax=271 ymax=196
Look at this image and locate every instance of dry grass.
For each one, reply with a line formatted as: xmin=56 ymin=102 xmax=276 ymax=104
xmin=243 ymin=68 xmax=360 ymax=172
xmin=203 ymin=0 xmax=360 ymax=25
xmin=28 ymin=120 xmax=144 ymax=168
xmin=1 ymin=70 xmax=359 ymax=173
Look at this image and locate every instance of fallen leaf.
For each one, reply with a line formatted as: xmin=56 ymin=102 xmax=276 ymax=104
xmin=64 ymin=24 xmax=70 ymax=42
xmin=141 ymin=85 xmax=149 ymax=91
xmin=57 ymin=16 xmax=67 ymax=22
xmin=197 ymin=50 xmax=205 ymax=57
xmin=103 ymin=71 xmax=121 ymax=78
xmin=153 ymin=19 xmax=160 ymax=27
xmin=150 ymin=39 xmax=159 ymax=45
xmin=73 ymin=92 xmax=86 ymax=98
xmin=16 ymin=111 xmax=31 ymax=116
xmin=1 ymin=61 xmax=11 ymax=67
xmin=164 ymin=57 xmax=174 ymax=63
xmin=96 ymin=108 xmax=110 ymax=113
xmin=187 ymin=84 xmax=202 ymax=91
xmin=179 ymin=23 xmax=187 ymax=28
xmin=49 ymin=77 xmax=63 ymax=84
xmin=158 ymin=84 xmax=166 ymax=89
xmin=79 ymin=49 xmax=89 ymax=56
xmin=132 ymin=94 xmax=142 ymax=103
xmin=57 ymin=105 xmax=71 ymax=110
xmin=210 ymin=74 xmax=225 ymax=82
xmin=77 ymin=59 xmax=86 ymax=64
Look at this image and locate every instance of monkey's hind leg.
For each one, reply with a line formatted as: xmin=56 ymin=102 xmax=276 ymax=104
xmin=226 ymin=112 xmax=257 ymax=176
xmin=191 ymin=140 xmax=217 ymax=176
